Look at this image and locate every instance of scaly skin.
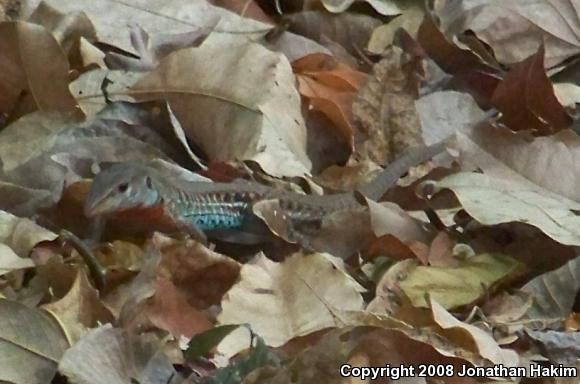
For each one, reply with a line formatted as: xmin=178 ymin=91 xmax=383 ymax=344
xmin=84 ymin=142 xmax=445 ymax=242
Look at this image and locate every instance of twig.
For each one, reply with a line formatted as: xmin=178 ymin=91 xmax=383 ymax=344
xmin=59 ymin=230 xmax=106 ymax=291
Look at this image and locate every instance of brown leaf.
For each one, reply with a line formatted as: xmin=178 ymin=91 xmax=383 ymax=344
xmin=293 ymin=53 xmax=364 ymax=147
xmin=491 ymin=45 xmax=572 ymax=134
xmin=427 ymin=231 xmax=458 ymax=267
xmin=105 ymin=23 xmax=217 ymax=72
xmin=285 ymin=11 xmax=382 ymax=57
xmin=0 ymin=210 xmax=57 ymax=258
xmin=456 ymin=122 xmax=580 ymax=204
xmin=0 ymin=21 xmax=81 ymax=120
xmin=352 ymin=46 xmax=424 ymax=164
xmin=146 ymin=277 xmax=213 ymax=338
xmin=154 ymin=234 xmax=241 ymax=309
xmin=417 ymin=17 xmax=501 ymax=106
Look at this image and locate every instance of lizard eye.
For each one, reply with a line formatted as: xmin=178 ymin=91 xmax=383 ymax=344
xmin=145 ymin=176 xmax=153 ymax=189
xmin=117 ymin=182 xmax=129 ymax=193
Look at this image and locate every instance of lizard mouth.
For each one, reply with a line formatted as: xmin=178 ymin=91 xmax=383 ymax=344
xmin=84 ymin=197 xmax=115 ymax=217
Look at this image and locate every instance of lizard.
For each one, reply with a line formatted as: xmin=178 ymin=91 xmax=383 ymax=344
xmin=84 ymin=142 xmax=446 ymax=244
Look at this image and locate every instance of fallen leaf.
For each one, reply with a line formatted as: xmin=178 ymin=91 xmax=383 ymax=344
xmin=399 ymin=253 xmax=523 ymax=309
xmin=456 ymin=122 xmax=580 ymax=205
xmin=352 ymin=45 xmax=423 ymax=164
xmin=0 ymin=210 xmax=57 ymax=257
xmin=0 ymin=21 xmax=81 ymax=120
xmin=426 ymin=231 xmax=458 ymax=267
xmin=415 ymin=90 xmax=486 ymax=145
xmin=490 ymin=45 xmax=571 ymax=134
xmin=42 ymin=269 xmax=114 ymax=344
xmin=321 ymin=0 xmax=404 ymax=15
xmin=368 ymin=6 xmax=425 ymax=53
xmin=0 ymin=243 xmax=35 ymax=276
xmin=525 ymin=329 xmax=580 ymax=365
xmin=430 ymin=298 xmax=519 ymax=366
xmin=217 ymin=252 xmax=364 ymax=356
xmin=432 ymin=0 xmax=580 ymax=68
xmin=28 ymin=1 xmax=97 ymax=62
xmin=432 ymin=172 xmax=580 ymax=246
xmin=520 ymin=256 xmax=580 ymax=320
xmin=58 ymin=324 xmax=179 ymax=384
xmin=146 ymin=277 xmax=213 ymax=339
xmin=154 ymin=233 xmax=241 ymax=309
xmin=105 ymin=23 xmax=217 ymax=72
xmin=417 ymin=17 xmax=501 ymax=106
xmin=285 ymin=11 xmax=382 ymax=57
xmin=293 ymin=53 xmax=365 ymax=147
xmin=132 ymin=39 xmax=311 ymax=177
xmin=0 ymin=299 xmax=69 ymax=384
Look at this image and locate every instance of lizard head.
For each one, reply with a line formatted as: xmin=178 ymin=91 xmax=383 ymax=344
xmin=84 ymin=163 xmax=163 ymax=217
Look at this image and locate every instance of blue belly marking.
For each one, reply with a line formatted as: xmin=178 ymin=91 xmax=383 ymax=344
xmin=188 ymin=213 xmax=245 ymax=231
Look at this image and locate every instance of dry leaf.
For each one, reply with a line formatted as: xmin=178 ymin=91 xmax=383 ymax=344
xmin=293 ymin=53 xmax=365 ymax=148
xmin=321 ymin=0 xmax=404 ymax=15
xmin=285 ymin=11 xmax=382 ymax=56
xmin=352 ymin=45 xmax=423 ymax=164
xmin=132 ymin=39 xmax=311 ymax=177
xmin=58 ymin=324 xmax=179 ymax=384
xmin=433 ymin=0 xmax=580 ymax=68
xmin=0 ymin=299 xmax=69 ymax=384
xmin=0 ymin=21 xmax=81 ymax=120
xmin=490 ymin=45 xmax=571 ymax=134
xmin=0 ymin=210 xmax=57 ymax=257
xmin=217 ymin=252 xmax=364 ymax=356
xmin=432 ymin=172 xmax=580 ymax=246
xmin=399 ymin=253 xmax=523 ymax=309
xmin=430 ymin=298 xmax=519 ymax=366
xmin=368 ymin=6 xmax=425 ymax=53
xmin=42 ymin=269 xmax=114 ymax=344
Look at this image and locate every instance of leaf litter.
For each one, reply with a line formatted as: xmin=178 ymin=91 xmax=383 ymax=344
xmin=0 ymin=0 xmax=578 ymax=383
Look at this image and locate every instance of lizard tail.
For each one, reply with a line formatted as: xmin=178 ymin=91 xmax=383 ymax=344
xmin=358 ymin=141 xmax=447 ymax=200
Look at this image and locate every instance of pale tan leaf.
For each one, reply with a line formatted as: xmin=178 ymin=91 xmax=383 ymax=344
xmin=367 ymin=199 xmax=430 ymax=243
xmin=42 ymin=270 xmax=114 ymax=344
xmin=521 ymin=255 xmax=580 ymax=320
xmin=58 ymin=325 xmax=178 ymax=384
xmin=217 ymin=252 xmax=364 ymax=356
xmin=132 ymin=39 xmax=310 ymax=177
xmin=433 ymin=172 xmax=580 ymax=246
xmin=322 ymin=0 xmax=404 ymax=15
xmin=430 ymin=298 xmax=519 ymax=366
xmin=0 ymin=243 xmax=34 ymax=276
xmin=28 ymin=1 xmax=97 ymax=58
xmin=433 ymin=0 xmax=580 ymax=67
xmin=368 ymin=6 xmax=425 ymax=53
xmin=0 ymin=210 xmax=57 ymax=257
xmin=39 ymin=0 xmax=327 ymax=62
